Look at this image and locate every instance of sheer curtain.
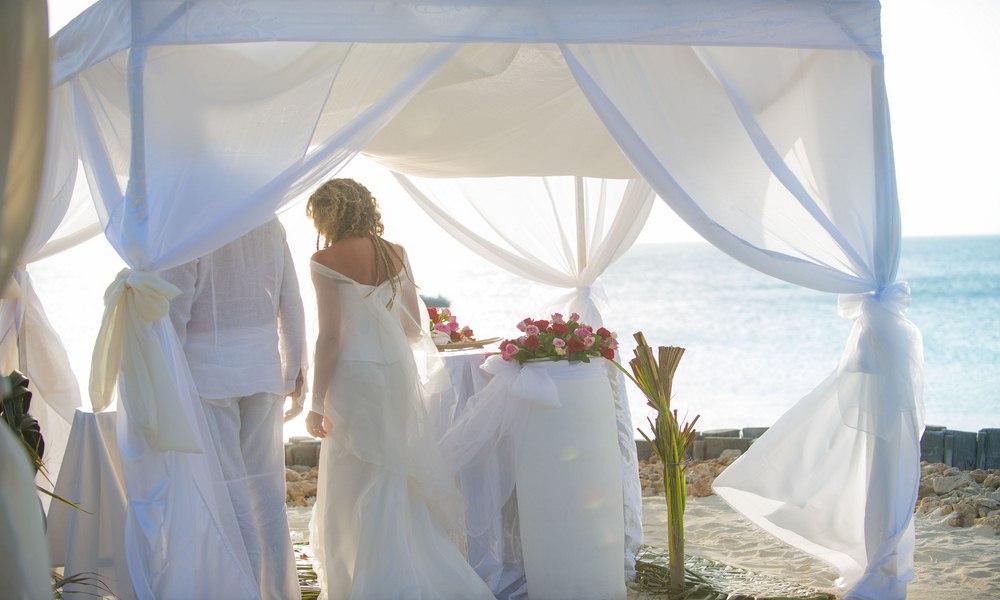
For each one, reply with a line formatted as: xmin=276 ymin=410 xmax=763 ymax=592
xmin=52 ymin=31 xmax=461 ymax=597
xmin=563 ymin=43 xmax=921 ymax=599
xmin=394 ymin=173 xmax=653 ymax=581
xmin=0 ymin=84 xmax=103 ymax=498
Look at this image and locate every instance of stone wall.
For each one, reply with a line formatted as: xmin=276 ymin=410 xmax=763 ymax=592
xmin=633 ymin=426 xmax=1000 ymax=469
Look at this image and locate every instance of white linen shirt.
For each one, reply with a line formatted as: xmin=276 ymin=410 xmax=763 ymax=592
xmin=162 ymin=218 xmax=306 ymax=401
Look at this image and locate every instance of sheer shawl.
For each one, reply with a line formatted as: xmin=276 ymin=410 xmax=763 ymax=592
xmin=308 ymin=251 xmax=460 ymax=531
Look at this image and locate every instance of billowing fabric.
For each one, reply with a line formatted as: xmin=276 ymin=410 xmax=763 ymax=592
xmin=161 ymin=219 xmax=306 ymax=400
xmin=308 ymin=256 xmax=493 ymax=600
xmin=560 ymin=42 xmax=920 ymax=598
xmin=115 ymin=321 xmax=261 ymax=600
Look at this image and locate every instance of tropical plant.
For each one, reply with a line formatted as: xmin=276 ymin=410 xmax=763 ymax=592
xmin=1 ymin=370 xmax=45 ymax=474
xmin=613 ymin=333 xmax=699 ymax=594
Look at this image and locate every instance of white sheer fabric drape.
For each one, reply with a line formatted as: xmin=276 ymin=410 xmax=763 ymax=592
xmin=0 ymin=84 xmax=102 ymax=499
xmin=54 ymin=35 xmax=460 ymax=598
xmin=395 ymin=173 xmax=653 ymax=581
xmin=562 ymin=43 xmax=921 ymax=598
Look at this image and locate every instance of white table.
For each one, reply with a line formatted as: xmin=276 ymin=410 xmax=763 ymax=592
xmin=434 ymin=354 xmax=628 ymax=600
xmin=46 ymin=409 xmax=135 ymax=600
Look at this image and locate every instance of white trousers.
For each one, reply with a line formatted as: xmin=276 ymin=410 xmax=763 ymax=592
xmin=203 ymin=392 xmax=300 ymax=600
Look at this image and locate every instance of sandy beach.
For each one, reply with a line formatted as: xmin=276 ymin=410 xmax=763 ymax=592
xmin=289 ymin=491 xmax=999 ymax=598
xmin=641 ymin=494 xmax=1000 ymax=599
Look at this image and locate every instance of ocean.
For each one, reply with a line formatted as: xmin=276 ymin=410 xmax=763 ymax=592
xmin=27 ymin=228 xmax=1000 ymax=438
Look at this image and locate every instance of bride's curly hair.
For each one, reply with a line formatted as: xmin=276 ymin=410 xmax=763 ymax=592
xmin=306 ymin=178 xmax=408 ymax=307
xmin=306 ymin=178 xmax=384 ymax=247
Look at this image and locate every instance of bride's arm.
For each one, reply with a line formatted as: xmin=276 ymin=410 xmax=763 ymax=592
xmin=397 ymin=250 xmax=424 ymax=344
xmin=309 ymin=263 xmax=342 ymax=420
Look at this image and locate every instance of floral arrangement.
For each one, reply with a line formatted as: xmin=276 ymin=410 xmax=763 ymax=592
xmin=428 ymin=307 xmax=476 ymax=345
xmin=498 ymin=312 xmax=618 ymax=364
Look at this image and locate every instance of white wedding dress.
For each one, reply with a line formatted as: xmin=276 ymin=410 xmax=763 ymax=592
xmin=308 ymin=255 xmax=494 ymax=600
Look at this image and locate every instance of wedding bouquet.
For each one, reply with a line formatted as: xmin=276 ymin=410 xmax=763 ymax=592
xmin=428 ymin=307 xmax=476 ymax=345
xmin=498 ymin=312 xmax=618 ymax=364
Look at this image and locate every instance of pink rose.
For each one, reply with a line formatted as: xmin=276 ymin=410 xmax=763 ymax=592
xmin=501 ymin=341 xmax=519 ymax=361
xmin=525 ymin=324 xmax=539 ymax=336
xmin=552 ymin=338 xmax=566 ymax=348
xmin=568 ymin=312 xmax=580 ymax=322
xmin=434 ymin=323 xmax=450 ymax=334
xmin=551 ymin=313 xmax=565 ymax=325
xmin=574 ymin=327 xmax=591 ymax=338
xmin=583 ymin=336 xmax=595 ymax=348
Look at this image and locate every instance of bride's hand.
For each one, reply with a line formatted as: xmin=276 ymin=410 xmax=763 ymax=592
xmin=306 ymin=410 xmax=328 ymax=439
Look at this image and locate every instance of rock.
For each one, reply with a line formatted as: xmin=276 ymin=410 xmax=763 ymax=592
xmin=718 ymin=449 xmax=743 ymax=464
xmin=917 ymin=481 xmax=936 ymax=500
xmin=983 ymin=474 xmax=1000 ymax=489
xmin=932 ymin=474 xmax=972 ymax=495
xmin=285 ymin=467 xmax=301 ymax=481
xmin=687 ymin=478 xmax=715 ymax=498
xmin=970 ymin=469 xmax=989 ymax=484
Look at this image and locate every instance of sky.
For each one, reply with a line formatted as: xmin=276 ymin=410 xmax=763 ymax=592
xmin=45 ymin=0 xmax=1000 ymax=242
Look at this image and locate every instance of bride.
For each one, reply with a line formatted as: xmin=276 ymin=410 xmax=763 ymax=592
xmin=303 ymin=179 xmax=494 ymax=600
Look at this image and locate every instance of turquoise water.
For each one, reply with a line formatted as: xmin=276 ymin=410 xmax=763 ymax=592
xmin=414 ymin=235 xmax=1000 ymax=434
xmin=28 ymin=232 xmax=999 ymax=436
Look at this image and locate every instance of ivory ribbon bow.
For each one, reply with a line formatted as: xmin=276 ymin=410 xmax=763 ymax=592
xmin=90 ymin=268 xmax=201 ymax=453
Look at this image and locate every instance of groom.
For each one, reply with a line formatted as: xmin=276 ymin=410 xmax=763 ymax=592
xmin=162 ymin=217 xmax=306 ymax=600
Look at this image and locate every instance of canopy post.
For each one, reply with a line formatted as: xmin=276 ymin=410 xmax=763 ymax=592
xmin=575 ymin=176 xmax=587 ymax=274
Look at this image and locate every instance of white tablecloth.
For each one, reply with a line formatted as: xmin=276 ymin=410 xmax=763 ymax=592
xmin=46 ymin=409 xmax=135 ymax=600
xmin=436 ymin=354 xmax=638 ymax=599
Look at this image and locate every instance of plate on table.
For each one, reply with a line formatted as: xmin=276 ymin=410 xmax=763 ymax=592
xmin=435 ymin=336 xmax=502 ymax=351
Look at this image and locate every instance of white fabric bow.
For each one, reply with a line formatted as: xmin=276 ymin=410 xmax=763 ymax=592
xmin=90 ymin=268 xmax=201 ymax=453
xmin=836 ymin=281 xmax=924 ymax=438
xmin=480 ymin=354 xmax=561 ymax=408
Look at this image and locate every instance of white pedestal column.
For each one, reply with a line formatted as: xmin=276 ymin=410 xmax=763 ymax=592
xmin=514 ymin=360 xmax=626 ymax=600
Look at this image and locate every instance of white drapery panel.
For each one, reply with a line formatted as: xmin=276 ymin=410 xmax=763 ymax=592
xmin=562 ymin=43 xmax=922 ymax=598
xmin=0 ymin=84 xmax=103 ymax=498
xmin=54 ymin=26 xmax=461 ymax=596
xmin=394 ymin=173 xmax=653 ymax=580
xmin=393 ymin=175 xmax=653 ymax=326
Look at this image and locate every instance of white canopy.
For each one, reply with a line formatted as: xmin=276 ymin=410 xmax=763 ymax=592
xmin=22 ymin=2 xmax=922 ymax=599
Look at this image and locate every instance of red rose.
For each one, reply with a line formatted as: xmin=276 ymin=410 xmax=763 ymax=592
xmin=524 ymin=335 xmax=540 ymax=350
xmin=600 ymin=347 xmax=615 ymax=360
xmin=428 ymin=307 xmax=439 ymax=320
xmin=596 ymin=327 xmax=612 ymax=339
xmin=550 ymin=322 xmax=569 ymax=335
xmin=568 ymin=337 xmax=586 ymax=353
xmin=450 ymin=331 xmax=462 ymax=341
xmin=534 ymin=319 xmax=550 ymax=331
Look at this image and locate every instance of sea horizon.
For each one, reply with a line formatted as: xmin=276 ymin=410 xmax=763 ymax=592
xmin=25 ymin=231 xmax=1000 ymax=440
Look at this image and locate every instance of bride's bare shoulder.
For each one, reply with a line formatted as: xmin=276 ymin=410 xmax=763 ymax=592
xmin=312 ymin=238 xmax=364 ymax=270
